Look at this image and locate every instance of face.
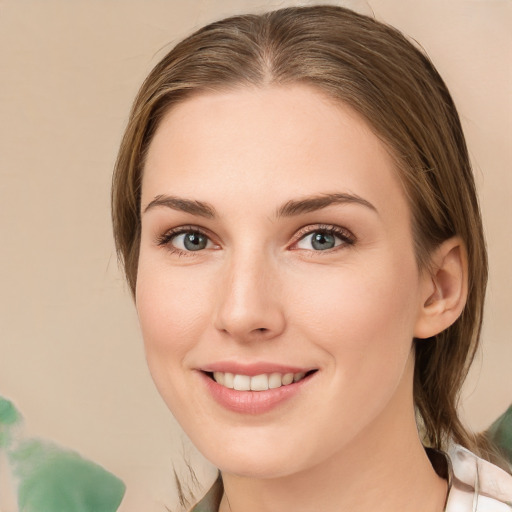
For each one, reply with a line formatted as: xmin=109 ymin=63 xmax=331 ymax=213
xmin=137 ymin=85 xmax=430 ymax=478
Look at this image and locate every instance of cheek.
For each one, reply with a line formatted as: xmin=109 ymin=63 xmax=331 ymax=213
xmin=135 ymin=259 xmax=219 ymax=423
xmin=135 ymin=258 xmax=212 ymax=372
xmin=289 ymin=253 xmax=420 ymax=381
xmin=282 ymin=257 xmax=420 ymax=454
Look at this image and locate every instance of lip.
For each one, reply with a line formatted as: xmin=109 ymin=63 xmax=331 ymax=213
xmin=200 ymin=361 xmax=314 ymax=377
xmin=198 ymin=368 xmax=317 ymax=414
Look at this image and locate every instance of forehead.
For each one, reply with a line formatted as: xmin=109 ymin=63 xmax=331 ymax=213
xmin=142 ymin=84 xmax=408 ymax=222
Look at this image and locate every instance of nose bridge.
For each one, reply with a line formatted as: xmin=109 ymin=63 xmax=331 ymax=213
xmin=214 ymin=244 xmax=285 ymax=340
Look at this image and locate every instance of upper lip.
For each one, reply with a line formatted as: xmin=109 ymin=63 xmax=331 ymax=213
xmin=199 ymin=361 xmax=316 ymax=377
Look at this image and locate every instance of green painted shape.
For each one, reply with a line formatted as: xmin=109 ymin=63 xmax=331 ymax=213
xmin=10 ymin=439 xmax=125 ymax=512
xmin=0 ymin=396 xmax=22 ymax=448
xmin=487 ymin=404 xmax=512 ymax=464
xmin=0 ymin=397 xmax=21 ymax=426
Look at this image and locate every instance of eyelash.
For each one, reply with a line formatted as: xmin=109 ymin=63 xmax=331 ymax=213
xmin=156 ymin=224 xmax=356 ymax=256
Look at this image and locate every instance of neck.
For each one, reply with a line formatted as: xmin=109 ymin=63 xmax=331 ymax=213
xmin=218 ymin=357 xmax=447 ymax=512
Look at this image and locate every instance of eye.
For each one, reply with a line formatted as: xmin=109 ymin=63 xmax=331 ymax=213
xmin=293 ymin=226 xmax=355 ymax=251
xmin=157 ymin=227 xmax=216 ymax=254
xmin=172 ymin=232 xmax=212 ymax=251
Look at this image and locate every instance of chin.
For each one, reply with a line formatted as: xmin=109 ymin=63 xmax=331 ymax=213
xmin=191 ymin=428 xmax=319 ymax=480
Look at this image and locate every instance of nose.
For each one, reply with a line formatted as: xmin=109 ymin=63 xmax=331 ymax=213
xmin=213 ymin=250 xmax=286 ymax=342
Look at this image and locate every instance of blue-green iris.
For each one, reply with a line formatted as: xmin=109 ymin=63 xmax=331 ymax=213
xmin=184 ymin=233 xmax=208 ymax=251
xmin=311 ymin=232 xmax=336 ymax=250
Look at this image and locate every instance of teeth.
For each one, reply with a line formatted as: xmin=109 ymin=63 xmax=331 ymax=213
xmin=250 ymin=374 xmax=268 ymax=391
xmin=268 ymin=373 xmax=282 ymax=389
xmin=211 ymin=371 xmax=310 ymax=391
xmin=233 ymin=374 xmax=251 ymax=391
xmin=281 ymin=373 xmax=294 ymax=385
xmin=223 ymin=372 xmax=234 ymax=389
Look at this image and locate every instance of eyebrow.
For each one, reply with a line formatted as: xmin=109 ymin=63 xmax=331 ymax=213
xmin=276 ymin=193 xmax=378 ymax=217
xmin=143 ymin=195 xmax=216 ymax=218
xmin=142 ymin=192 xmax=377 ymax=218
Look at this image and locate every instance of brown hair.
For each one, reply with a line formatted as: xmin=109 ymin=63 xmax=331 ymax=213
xmin=112 ymin=5 xmax=488 ymax=455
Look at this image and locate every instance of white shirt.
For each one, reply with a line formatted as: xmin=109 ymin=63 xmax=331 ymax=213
xmin=445 ymin=444 xmax=512 ymax=511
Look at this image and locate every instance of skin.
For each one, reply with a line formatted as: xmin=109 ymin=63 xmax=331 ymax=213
xmin=137 ymin=85 xmax=464 ymax=511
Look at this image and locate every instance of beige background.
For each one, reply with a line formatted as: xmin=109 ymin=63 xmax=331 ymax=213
xmin=0 ymin=0 xmax=510 ymax=510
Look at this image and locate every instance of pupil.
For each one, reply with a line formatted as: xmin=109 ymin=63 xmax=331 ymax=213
xmin=184 ymin=233 xmax=207 ymax=251
xmin=311 ymin=232 xmax=335 ymax=250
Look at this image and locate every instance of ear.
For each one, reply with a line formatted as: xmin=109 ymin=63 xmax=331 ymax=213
xmin=414 ymin=237 xmax=468 ymax=339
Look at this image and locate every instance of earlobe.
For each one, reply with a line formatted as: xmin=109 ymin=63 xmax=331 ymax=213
xmin=414 ymin=237 xmax=468 ymax=339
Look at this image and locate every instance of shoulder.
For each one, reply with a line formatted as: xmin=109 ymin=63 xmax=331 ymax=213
xmin=445 ymin=444 xmax=512 ymax=511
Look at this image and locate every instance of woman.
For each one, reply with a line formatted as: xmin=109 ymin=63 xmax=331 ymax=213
xmin=112 ymin=5 xmax=512 ymax=511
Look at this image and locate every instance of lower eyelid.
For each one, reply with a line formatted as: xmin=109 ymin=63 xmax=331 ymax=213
xmin=294 ymin=236 xmax=348 ymax=251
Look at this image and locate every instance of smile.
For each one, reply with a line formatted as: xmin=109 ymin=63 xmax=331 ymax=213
xmin=209 ymin=371 xmax=313 ymax=391
xmin=199 ymin=367 xmax=318 ymax=414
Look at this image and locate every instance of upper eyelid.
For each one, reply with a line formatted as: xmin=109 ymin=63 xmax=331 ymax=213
xmin=292 ymin=224 xmax=355 ymax=242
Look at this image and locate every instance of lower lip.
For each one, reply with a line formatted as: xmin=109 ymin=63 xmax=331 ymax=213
xmin=199 ymin=371 xmax=315 ymax=414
